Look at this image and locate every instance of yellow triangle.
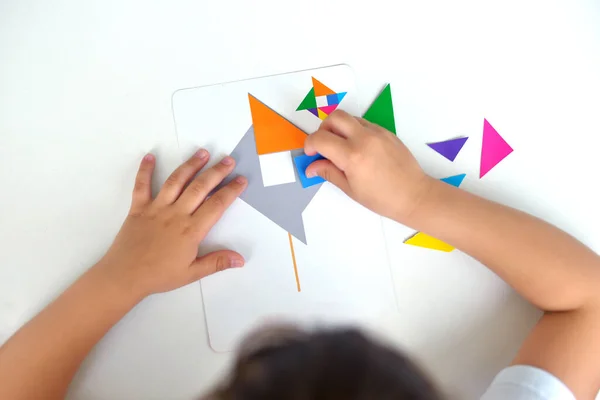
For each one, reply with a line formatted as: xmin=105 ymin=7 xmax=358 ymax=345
xmin=317 ymin=109 xmax=328 ymax=120
xmin=404 ymin=232 xmax=454 ymax=252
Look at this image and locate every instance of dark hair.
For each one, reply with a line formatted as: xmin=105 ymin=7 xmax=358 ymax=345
xmin=209 ymin=328 xmax=443 ymax=400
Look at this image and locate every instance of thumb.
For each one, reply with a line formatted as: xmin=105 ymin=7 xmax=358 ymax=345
xmin=306 ymin=159 xmax=351 ymax=193
xmin=189 ymin=250 xmax=245 ymax=281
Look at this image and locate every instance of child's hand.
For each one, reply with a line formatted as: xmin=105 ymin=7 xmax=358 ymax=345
xmin=97 ymin=151 xmax=247 ymax=300
xmin=304 ymin=110 xmax=432 ymax=224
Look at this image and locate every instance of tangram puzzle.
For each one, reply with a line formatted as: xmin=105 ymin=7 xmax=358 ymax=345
xmin=296 ymin=77 xmax=348 ymax=120
xmin=406 ymin=119 xmax=514 ymax=252
xmin=223 ymin=79 xmax=394 ymax=245
xmin=218 ymin=78 xmax=395 ymax=291
xmin=220 ymin=75 xmax=514 ymax=288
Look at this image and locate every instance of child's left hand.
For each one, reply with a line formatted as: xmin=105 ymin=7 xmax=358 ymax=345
xmin=96 ymin=150 xmax=247 ymax=301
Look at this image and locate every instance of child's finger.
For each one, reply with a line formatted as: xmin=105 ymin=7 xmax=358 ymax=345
xmin=304 ymin=130 xmax=351 ymax=171
xmin=355 ymin=117 xmax=373 ymax=128
xmin=154 ymin=149 xmax=209 ymax=207
xmin=305 ymin=159 xmax=351 ymax=194
xmin=176 ymin=156 xmax=236 ymax=213
xmin=320 ymin=110 xmax=361 ymax=139
xmin=190 ymin=176 xmax=247 ymax=238
xmin=130 ymin=154 xmax=155 ymax=214
xmin=188 ymin=250 xmax=245 ymax=282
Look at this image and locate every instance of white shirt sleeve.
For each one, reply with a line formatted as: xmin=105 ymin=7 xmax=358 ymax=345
xmin=481 ymin=365 xmax=575 ymax=400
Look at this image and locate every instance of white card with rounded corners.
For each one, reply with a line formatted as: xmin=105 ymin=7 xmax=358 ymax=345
xmin=172 ymin=65 xmax=398 ymax=352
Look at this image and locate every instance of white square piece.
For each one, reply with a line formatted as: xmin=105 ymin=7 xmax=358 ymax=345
xmin=316 ymin=95 xmax=328 ymax=107
xmin=258 ymin=151 xmax=296 ymax=187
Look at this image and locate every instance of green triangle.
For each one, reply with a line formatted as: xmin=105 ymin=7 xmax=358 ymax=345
xmin=363 ymin=84 xmax=396 ymax=135
xmin=296 ymin=87 xmax=317 ymax=111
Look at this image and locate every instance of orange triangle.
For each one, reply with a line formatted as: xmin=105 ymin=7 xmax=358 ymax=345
xmin=312 ymin=77 xmax=336 ymax=96
xmin=248 ymin=94 xmax=308 ymax=155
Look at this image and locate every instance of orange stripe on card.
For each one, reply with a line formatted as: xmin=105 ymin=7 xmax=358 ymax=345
xmin=288 ymin=233 xmax=301 ymax=292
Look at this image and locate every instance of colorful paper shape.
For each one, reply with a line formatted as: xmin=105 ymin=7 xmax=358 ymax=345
xmin=221 ymin=84 xmax=400 ymax=246
xmin=319 ymin=105 xmax=338 ymax=115
xmin=248 ymin=94 xmax=308 ymax=155
xmin=259 ymin=152 xmax=297 ymax=187
xmin=296 ymin=87 xmax=317 ymax=111
xmin=480 ymin=119 xmax=513 ymax=178
xmin=219 ymin=127 xmax=322 ymax=244
xmin=294 ymin=153 xmax=326 ymax=188
xmin=307 ymin=108 xmax=319 ymax=117
xmin=404 ymin=232 xmax=455 ymax=252
xmin=327 ymin=94 xmax=339 ymax=105
xmin=325 ymin=92 xmax=347 ymax=106
xmin=363 ymin=84 xmax=396 ymax=135
xmin=428 ymin=137 xmax=468 ymax=162
xmin=316 ymin=96 xmax=328 ymax=108
xmin=312 ymin=77 xmax=336 ymax=96
xmin=440 ymin=173 xmax=466 ymax=188
xmin=297 ymin=79 xmax=348 ymax=120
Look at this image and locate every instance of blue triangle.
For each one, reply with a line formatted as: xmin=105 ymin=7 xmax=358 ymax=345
xmin=440 ymin=174 xmax=466 ymax=188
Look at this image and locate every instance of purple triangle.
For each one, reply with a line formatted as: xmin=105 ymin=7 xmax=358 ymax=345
xmin=427 ymin=137 xmax=469 ymax=162
xmin=307 ymin=108 xmax=319 ymax=117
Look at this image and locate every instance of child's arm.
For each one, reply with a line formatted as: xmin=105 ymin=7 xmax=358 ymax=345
xmin=305 ymin=111 xmax=600 ymax=399
xmin=414 ymin=180 xmax=600 ymax=399
xmin=0 ymin=152 xmax=248 ymax=400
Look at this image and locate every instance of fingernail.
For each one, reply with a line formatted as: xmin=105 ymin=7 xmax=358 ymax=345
xmin=230 ymin=258 xmax=244 ymax=268
xmin=144 ymin=153 xmax=155 ymax=161
xmin=306 ymin=169 xmax=317 ymax=178
xmin=235 ymin=176 xmax=247 ymax=185
xmin=194 ymin=149 xmax=208 ymax=159
xmin=221 ymin=156 xmax=234 ymax=165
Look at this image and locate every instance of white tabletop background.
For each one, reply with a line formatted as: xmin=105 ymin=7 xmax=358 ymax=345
xmin=1 ymin=1 xmax=599 ymax=399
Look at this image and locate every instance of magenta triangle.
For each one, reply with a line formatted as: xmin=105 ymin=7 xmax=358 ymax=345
xmin=427 ymin=137 xmax=468 ymax=162
xmin=480 ymin=119 xmax=513 ymax=178
xmin=319 ymin=104 xmax=338 ymax=115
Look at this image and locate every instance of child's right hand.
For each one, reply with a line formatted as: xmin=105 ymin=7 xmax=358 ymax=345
xmin=304 ymin=111 xmax=433 ymax=224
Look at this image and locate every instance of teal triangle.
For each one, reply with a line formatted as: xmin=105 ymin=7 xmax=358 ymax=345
xmin=296 ymin=87 xmax=317 ymax=111
xmin=440 ymin=174 xmax=466 ymax=188
xmin=337 ymin=92 xmax=347 ymax=103
xmin=363 ymin=84 xmax=396 ymax=134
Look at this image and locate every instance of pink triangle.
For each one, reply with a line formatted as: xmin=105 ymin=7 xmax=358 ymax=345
xmin=480 ymin=119 xmax=513 ymax=178
xmin=319 ymin=104 xmax=338 ymax=115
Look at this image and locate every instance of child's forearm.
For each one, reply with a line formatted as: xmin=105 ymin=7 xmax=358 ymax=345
xmin=408 ymin=179 xmax=600 ymax=397
xmin=303 ymin=111 xmax=600 ymax=397
xmin=0 ymin=151 xmax=247 ymax=400
xmin=408 ymin=179 xmax=600 ymax=312
xmin=0 ymin=263 xmax=140 ymax=400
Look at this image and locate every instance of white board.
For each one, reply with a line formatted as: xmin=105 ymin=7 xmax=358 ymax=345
xmin=172 ymin=65 xmax=398 ymax=352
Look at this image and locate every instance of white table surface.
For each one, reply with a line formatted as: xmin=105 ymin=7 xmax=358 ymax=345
xmin=1 ymin=1 xmax=599 ymax=399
